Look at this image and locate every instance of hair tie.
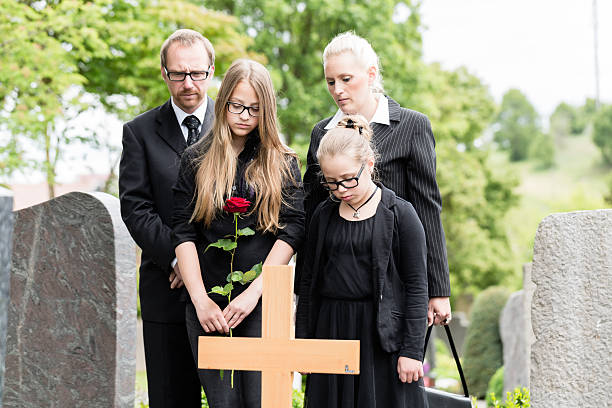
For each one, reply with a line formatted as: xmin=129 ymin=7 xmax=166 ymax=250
xmin=344 ymin=119 xmax=362 ymax=134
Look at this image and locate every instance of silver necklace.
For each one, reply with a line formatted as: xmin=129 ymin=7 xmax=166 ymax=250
xmin=346 ymin=185 xmax=379 ymax=218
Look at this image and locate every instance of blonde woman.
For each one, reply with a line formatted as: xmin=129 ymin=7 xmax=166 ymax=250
xmin=172 ymin=59 xmax=304 ymax=408
xmin=297 ymin=115 xmax=428 ymax=407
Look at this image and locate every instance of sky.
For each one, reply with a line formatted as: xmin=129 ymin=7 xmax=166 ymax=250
xmin=419 ymin=0 xmax=611 ymax=118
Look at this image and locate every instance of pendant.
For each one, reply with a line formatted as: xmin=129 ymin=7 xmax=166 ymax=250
xmin=353 ymin=211 xmax=360 ymax=219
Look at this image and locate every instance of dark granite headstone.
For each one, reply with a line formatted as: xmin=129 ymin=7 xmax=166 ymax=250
xmin=0 ymin=187 xmax=14 ymax=401
xmin=1 ymin=192 xmax=137 ymax=408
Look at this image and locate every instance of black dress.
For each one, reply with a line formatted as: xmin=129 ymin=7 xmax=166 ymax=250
xmin=305 ymin=208 xmax=427 ymax=408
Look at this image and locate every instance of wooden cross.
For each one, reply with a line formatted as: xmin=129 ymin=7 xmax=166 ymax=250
xmin=198 ymin=265 xmax=360 ymax=407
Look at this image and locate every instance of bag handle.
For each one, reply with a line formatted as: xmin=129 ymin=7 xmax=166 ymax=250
xmin=423 ymin=322 xmax=470 ymax=398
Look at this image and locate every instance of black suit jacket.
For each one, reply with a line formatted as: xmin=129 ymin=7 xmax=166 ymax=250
xmin=302 ymin=97 xmax=450 ymax=298
xmin=296 ymin=184 xmax=428 ymax=361
xmin=119 ymin=97 xmax=215 ymax=323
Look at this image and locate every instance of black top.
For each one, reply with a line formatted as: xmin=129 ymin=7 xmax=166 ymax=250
xmin=302 ymin=97 xmax=450 ymax=298
xmin=171 ymin=131 xmax=305 ymax=305
xmin=296 ymin=183 xmax=428 ymax=360
xmin=319 ymin=211 xmax=374 ymax=300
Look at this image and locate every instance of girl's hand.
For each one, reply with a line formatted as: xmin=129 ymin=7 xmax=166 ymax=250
xmin=397 ymin=357 xmax=424 ymax=383
xmin=195 ymin=295 xmax=229 ymax=334
xmin=223 ymin=284 xmax=262 ymax=329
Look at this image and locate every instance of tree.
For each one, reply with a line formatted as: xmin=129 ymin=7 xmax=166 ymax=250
xmin=80 ymin=0 xmax=261 ymax=119
xmin=420 ymin=65 xmax=519 ymax=295
xmin=203 ymin=0 xmax=424 ymax=145
xmin=0 ymin=0 xmax=255 ymax=194
xmin=592 ymin=104 xmax=612 ymax=165
xmin=529 ymin=132 xmax=555 ymax=169
xmin=494 ymin=89 xmax=540 ymax=161
xmin=549 ymin=102 xmax=576 ymax=140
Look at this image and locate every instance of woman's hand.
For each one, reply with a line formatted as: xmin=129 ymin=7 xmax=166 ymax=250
xmin=194 ymin=295 xmax=229 ymax=334
xmin=223 ymin=281 xmax=262 ymax=329
xmin=397 ymin=356 xmax=424 ymax=383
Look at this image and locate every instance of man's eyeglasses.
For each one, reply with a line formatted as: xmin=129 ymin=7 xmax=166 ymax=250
xmin=164 ymin=66 xmax=211 ymax=82
xmin=320 ymin=164 xmax=365 ymax=191
xmin=227 ymin=101 xmax=260 ymax=117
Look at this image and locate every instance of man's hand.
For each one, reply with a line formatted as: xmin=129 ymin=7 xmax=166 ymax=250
xmin=169 ymin=263 xmax=184 ymax=289
xmin=428 ymin=297 xmax=451 ymax=326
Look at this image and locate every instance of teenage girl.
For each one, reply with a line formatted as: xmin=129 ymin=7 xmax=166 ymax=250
xmin=296 ymin=115 xmax=428 ymax=408
xmin=172 ymin=59 xmax=305 ymax=408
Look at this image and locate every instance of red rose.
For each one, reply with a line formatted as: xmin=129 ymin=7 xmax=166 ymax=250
xmin=223 ymin=197 xmax=251 ymax=214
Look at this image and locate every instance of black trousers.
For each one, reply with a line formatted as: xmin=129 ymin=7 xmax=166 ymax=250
xmin=185 ymin=301 xmax=262 ymax=408
xmin=142 ymin=320 xmax=202 ymax=408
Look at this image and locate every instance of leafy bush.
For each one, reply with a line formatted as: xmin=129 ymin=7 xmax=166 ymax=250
xmin=486 ymin=366 xmax=505 ymax=407
xmin=593 ymin=104 xmax=612 ymax=165
xmin=528 ymin=133 xmax=555 ymax=169
xmin=462 ymin=286 xmax=510 ymax=397
xmin=489 ymin=387 xmax=530 ymax=408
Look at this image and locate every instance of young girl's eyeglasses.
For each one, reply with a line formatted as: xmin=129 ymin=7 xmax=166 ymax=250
xmin=320 ymin=164 xmax=365 ymax=191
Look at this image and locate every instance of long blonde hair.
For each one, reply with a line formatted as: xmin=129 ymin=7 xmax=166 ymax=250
xmin=191 ymin=59 xmax=297 ymax=232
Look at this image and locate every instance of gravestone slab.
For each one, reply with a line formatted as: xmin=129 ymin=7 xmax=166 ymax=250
xmin=0 ymin=188 xmax=14 ymax=401
xmin=2 ymin=192 xmax=137 ymax=408
xmin=530 ymin=210 xmax=612 ymax=408
xmin=500 ymin=263 xmax=535 ymax=394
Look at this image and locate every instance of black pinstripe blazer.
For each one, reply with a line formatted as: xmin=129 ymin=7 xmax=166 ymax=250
xmin=301 ymin=96 xmax=450 ymax=297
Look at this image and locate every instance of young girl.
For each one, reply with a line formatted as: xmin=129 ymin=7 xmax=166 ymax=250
xmin=172 ymin=59 xmax=304 ymax=408
xmin=296 ymin=115 xmax=429 ymax=408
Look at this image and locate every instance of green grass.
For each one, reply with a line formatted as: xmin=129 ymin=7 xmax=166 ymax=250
xmin=494 ymin=132 xmax=609 ymax=278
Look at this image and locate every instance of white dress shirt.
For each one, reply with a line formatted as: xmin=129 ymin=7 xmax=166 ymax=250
xmin=171 ymin=97 xmax=208 ymax=142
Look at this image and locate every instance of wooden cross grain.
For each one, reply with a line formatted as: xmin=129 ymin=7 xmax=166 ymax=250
xmin=198 ymin=265 xmax=360 ymax=407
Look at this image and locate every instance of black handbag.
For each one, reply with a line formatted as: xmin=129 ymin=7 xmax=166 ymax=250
xmin=421 ymin=324 xmax=472 ymax=408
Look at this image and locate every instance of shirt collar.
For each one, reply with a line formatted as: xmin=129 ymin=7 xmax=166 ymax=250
xmin=171 ymin=97 xmax=208 ymax=128
xmin=324 ymin=95 xmax=390 ymax=130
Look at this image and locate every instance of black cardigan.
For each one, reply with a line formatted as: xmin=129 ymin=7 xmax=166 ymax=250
xmin=301 ymin=97 xmax=450 ymax=298
xmin=296 ymin=183 xmax=428 ymax=361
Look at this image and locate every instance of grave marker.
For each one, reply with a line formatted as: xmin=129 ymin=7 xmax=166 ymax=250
xmin=198 ymin=265 xmax=360 ymax=407
xmin=2 ymin=192 xmax=137 ymax=408
xmin=530 ymin=210 xmax=611 ymax=407
xmin=0 ymin=188 xmax=14 ymax=401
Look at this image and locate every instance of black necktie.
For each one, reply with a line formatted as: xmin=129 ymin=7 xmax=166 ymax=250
xmin=183 ymin=115 xmax=201 ymax=146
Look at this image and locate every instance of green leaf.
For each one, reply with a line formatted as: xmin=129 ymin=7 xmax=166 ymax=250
xmin=240 ymin=262 xmax=263 ymax=284
xmin=229 ymin=271 xmax=244 ymax=282
xmin=209 ymin=286 xmax=227 ymax=296
xmin=219 ymin=369 xmax=224 ymax=380
xmin=205 ymin=239 xmax=237 ymax=252
xmin=223 ymin=283 xmax=234 ymax=294
xmin=237 ymin=227 xmax=255 ymax=236
xmin=251 ymin=262 xmax=263 ymax=277
xmin=241 ymin=270 xmax=256 ymax=284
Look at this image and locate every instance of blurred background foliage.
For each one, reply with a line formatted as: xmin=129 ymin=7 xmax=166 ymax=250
xmin=1 ymin=0 xmax=610 ymax=304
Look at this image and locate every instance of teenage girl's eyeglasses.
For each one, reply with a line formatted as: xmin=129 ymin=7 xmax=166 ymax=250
xmin=226 ymin=101 xmax=260 ymax=117
xmin=320 ymin=164 xmax=365 ymax=191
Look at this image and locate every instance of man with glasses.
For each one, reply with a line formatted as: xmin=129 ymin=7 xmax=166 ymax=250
xmin=119 ymin=29 xmax=215 ymax=408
